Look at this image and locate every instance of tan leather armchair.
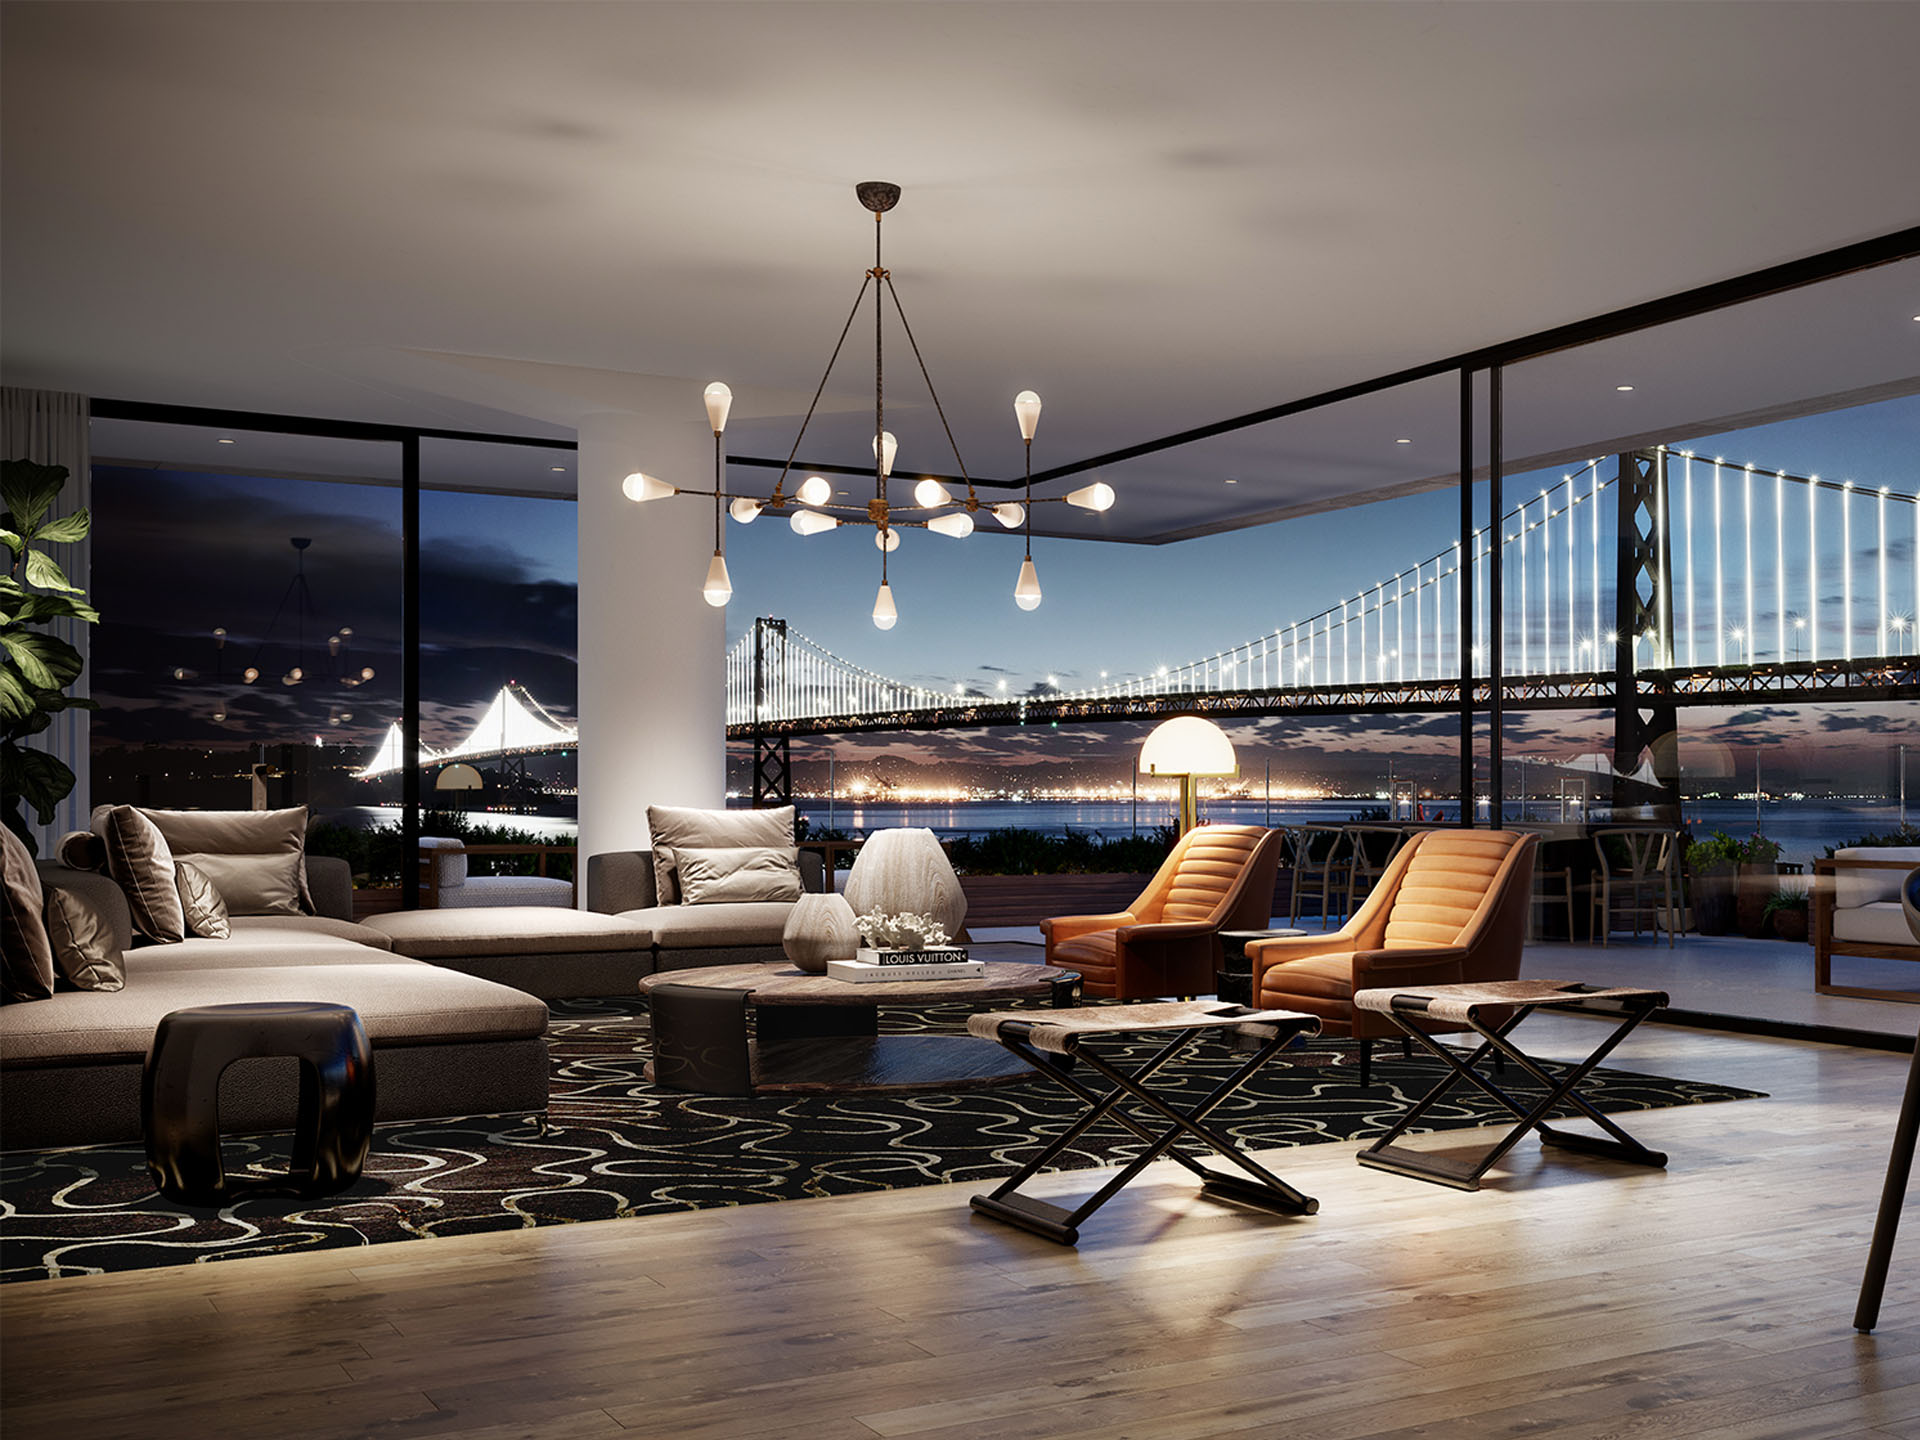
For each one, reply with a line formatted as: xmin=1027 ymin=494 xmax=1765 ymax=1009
xmin=1043 ymin=824 xmax=1284 ymax=1000
xmin=1248 ymin=828 xmax=1537 ymax=1085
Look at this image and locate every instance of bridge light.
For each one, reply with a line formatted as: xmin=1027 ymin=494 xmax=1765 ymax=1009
xmin=871 ymin=583 xmax=897 ymax=630
xmin=992 ymin=502 xmax=1026 ymax=529
xmin=729 ymin=497 xmax=763 ymax=524
xmin=796 ymin=475 xmax=833 ymax=507
xmin=703 ymin=382 xmax=733 ymax=434
xmin=1014 ymin=558 xmax=1043 ymax=612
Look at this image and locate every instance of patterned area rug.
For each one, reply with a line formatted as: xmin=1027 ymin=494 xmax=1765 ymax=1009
xmin=2 ymin=997 xmax=1762 ymax=1282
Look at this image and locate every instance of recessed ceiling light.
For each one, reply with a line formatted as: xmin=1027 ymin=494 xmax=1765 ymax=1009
xmin=1224 ymin=477 xmax=1237 ymax=484
xmin=1395 ymin=438 xmax=1412 ymax=445
xmin=1615 ymin=385 xmax=1635 ymax=392
xmin=216 ymin=436 xmax=235 ymax=444
xmin=550 ymin=465 xmax=566 ymax=473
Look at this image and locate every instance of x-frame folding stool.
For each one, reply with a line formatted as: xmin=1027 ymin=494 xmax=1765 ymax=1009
xmin=966 ymin=1001 xmax=1322 ymax=1245
xmin=1353 ymin=980 xmax=1670 ymax=1191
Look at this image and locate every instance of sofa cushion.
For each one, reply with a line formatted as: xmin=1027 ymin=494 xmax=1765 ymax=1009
xmin=646 ymin=804 xmax=794 ymax=906
xmin=619 ymin=901 xmax=795 ymax=949
xmin=0 ymin=962 xmax=549 ymax=1066
xmin=363 ymin=908 xmax=653 ymax=959
xmin=136 ymin=806 xmax=313 ymax=915
xmin=1 ymin=824 xmax=55 ymax=1001
xmin=439 ymin=876 xmax=575 ymax=909
xmin=100 ymin=805 xmax=185 ymax=943
xmin=1834 ymin=849 xmax=1920 ymax=910
xmin=1834 ymin=901 xmax=1917 ymax=948
xmin=44 ymin=885 xmax=125 ymax=992
xmin=675 ymin=846 xmax=803 ymax=905
xmin=175 ymin=860 xmax=232 ymax=939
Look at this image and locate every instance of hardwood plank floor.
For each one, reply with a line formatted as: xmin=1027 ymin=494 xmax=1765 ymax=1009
xmin=3 ymin=1016 xmax=1918 ymax=1439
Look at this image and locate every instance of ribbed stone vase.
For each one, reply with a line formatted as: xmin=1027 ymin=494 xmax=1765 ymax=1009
xmin=781 ymin=892 xmax=860 ymax=974
xmin=843 ymin=828 xmax=967 ymax=943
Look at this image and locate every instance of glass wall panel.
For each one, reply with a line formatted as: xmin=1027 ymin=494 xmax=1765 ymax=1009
xmin=87 ymin=420 xmax=402 ymax=830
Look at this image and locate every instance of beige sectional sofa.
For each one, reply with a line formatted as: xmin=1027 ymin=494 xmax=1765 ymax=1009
xmin=585 ymin=847 xmax=828 ymax=970
xmin=2 ymin=857 xmax=551 ymax=1150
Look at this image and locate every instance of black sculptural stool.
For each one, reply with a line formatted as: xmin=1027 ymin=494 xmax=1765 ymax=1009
xmin=142 ymin=1001 xmax=375 ymax=1207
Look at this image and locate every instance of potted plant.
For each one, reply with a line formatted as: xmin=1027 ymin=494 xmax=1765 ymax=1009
xmin=1684 ymin=830 xmax=1741 ymax=936
xmin=1763 ymin=887 xmax=1810 ymax=943
xmin=1734 ymin=831 xmax=1786 ymax=939
xmin=1 ymin=459 xmax=98 ymax=853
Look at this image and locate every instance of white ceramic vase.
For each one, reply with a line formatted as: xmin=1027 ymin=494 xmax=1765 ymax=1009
xmin=782 ymin=892 xmax=860 ymax=974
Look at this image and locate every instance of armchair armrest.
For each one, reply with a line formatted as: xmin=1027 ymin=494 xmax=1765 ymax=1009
xmin=1116 ymin=919 xmax=1216 ymax=947
xmin=1245 ymin=929 xmax=1361 ymax=972
xmin=1350 ymin=946 xmax=1470 ymax=988
xmin=1041 ymin=911 xmax=1136 ymax=944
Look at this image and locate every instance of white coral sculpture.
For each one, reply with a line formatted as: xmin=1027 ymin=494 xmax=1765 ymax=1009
xmin=855 ymin=911 xmax=950 ymax=950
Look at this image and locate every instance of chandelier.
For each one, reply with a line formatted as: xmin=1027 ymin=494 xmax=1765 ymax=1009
xmin=620 ymin=181 xmax=1115 ymax=629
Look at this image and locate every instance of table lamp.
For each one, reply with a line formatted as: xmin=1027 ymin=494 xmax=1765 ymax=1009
xmin=1139 ymin=716 xmax=1237 ymax=836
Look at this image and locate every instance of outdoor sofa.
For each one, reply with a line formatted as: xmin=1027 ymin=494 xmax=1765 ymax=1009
xmin=1814 ymin=846 xmax=1920 ymax=1001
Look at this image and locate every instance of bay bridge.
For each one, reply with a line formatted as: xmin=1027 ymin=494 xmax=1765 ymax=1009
xmin=362 ymin=445 xmax=1918 ymax=795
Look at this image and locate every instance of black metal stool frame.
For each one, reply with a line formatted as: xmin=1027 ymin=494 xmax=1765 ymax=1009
xmin=1357 ymin=987 xmax=1668 ymax=1191
xmin=971 ymin=1015 xmax=1320 ymax=1245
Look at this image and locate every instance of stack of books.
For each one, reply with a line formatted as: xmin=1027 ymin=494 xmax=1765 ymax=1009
xmin=827 ymin=947 xmax=983 ymax=983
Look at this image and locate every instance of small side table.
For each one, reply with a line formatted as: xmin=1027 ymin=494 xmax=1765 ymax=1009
xmin=143 ymin=1002 xmax=375 ymax=1207
xmin=967 ymin=1000 xmax=1321 ymax=1245
xmin=1217 ymin=928 xmax=1306 ymax=1006
xmin=1352 ymin=979 xmax=1669 ymax=1191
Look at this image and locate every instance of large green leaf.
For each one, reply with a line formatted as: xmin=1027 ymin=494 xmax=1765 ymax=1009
xmin=0 ymin=527 xmax=19 ymax=558
xmin=2 ymin=742 xmax=76 ymax=826
xmin=21 ymin=547 xmax=79 ymax=594
xmin=0 ymin=460 xmax=70 ymax=535
xmin=13 ymin=592 xmax=100 ymax=625
xmin=33 ymin=509 xmax=89 ymax=545
xmin=1 ymin=630 xmax=82 ymax=690
xmin=0 ymin=667 xmax=34 ymax=725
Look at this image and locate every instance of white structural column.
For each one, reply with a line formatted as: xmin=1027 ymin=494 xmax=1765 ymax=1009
xmin=576 ymin=404 xmax=726 ymax=867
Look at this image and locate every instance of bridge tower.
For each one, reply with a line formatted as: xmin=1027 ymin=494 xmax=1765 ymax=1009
xmin=1613 ymin=449 xmax=1680 ymax=818
xmin=751 ymin=617 xmax=792 ymax=807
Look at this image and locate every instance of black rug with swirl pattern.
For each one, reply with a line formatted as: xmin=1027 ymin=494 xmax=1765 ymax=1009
xmin=2 ymin=996 xmax=1761 ymax=1282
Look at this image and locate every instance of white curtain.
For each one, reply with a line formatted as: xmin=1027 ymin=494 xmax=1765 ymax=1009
xmin=3 ymin=388 xmax=91 ymax=851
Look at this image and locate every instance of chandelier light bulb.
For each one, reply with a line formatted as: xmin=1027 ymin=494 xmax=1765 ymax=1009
xmin=993 ymin=502 xmax=1026 ymax=529
xmin=288 ymin=666 xmax=304 ymax=682
xmin=328 ymin=635 xmax=342 ymax=656
xmin=212 ymin=706 xmax=227 ymax=723
xmin=1014 ymin=390 xmax=1043 ymax=442
xmin=1014 ymin=557 xmax=1043 ymax=611
xmin=360 ymin=666 xmax=375 ymax=681
xmin=339 ymin=711 xmax=352 ymax=724
xmin=702 ymin=551 xmax=733 ymax=607
xmin=242 ymin=667 xmax=260 ymax=684
xmin=873 ymin=430 xmax=898 ymax=477
xmin=914 ymin=478 xmax=953 ymax=509
xmin=171 ymin=667 xmax=191 ymax=681
xmin=212 ymin=626 xmax=227 ymax=646
xmin=703 ymin=381 xmax=734 ymax=434
xmin=795 ymin=474 xmax=833 ymax=507
xmin=790 ymin=509 xmax=838 ymax=536
xmin=874 ymin=527 xmax=901 ymax=553
xmin=927 ymin=511 xmax=975 ymax=538
xmin=622 ymin=472 xmax=677 ymax=503
xmin=1066 ymin=482 xmax=1116 ymax=513
xmin=282 ymin=672 xmax=301 ymax=687
xmin=872 ymin=582 xmax=898 ymax=630
xmin=729 ymin=496 xmax=763 ymax=524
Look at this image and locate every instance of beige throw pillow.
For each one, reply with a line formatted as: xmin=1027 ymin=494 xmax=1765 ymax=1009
xmin=175 ymin=860 xmax=232 ymax=940
xmin=140 ymin=807 xmax=312 ymax=915
xmin=675 ymin=846 xmax=804 ymax=905
xmin=101 ymin=805 xmax=186 ymax=943
xmin=1 ymin=824 xmax=55 ymax=1001
xmin=44 ymin=884 xmax=125 ymax=991
xmin=646 ymin=804 xmax=795 ymax=906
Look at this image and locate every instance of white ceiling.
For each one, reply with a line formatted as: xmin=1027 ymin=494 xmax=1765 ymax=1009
xmin=5 ymin=1 xmax=1918 ymax=539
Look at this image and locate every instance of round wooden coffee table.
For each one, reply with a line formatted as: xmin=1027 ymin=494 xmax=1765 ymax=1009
xmin=639 ymin=961 xmax=1080 ymax=1095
